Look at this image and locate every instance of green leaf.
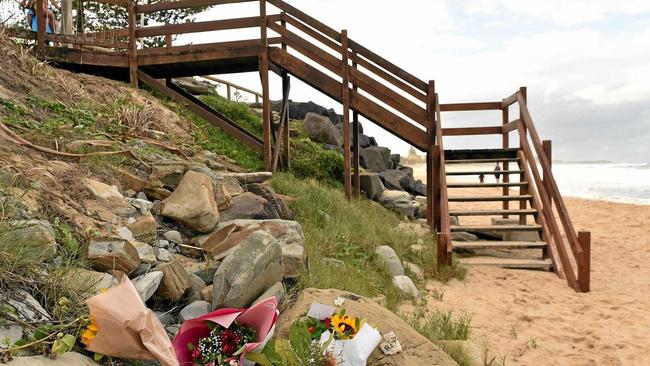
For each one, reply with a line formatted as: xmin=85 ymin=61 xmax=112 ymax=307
xmin=51 ymin=334 xmax=75 ymax=355
xmin=246 ymin=352 xmax=273 ymax=366
xmin=33 ymin=325 xmax=52 ymax=341
xmin=93 ymin=353 xmax=105 ymax=362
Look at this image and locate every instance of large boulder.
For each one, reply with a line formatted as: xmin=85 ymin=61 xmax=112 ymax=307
xmin=303 ymin=112 xmax=343 ymax=146
xmin=245 ymin=183 xmax=294 ymax=220
xmin=375 ymin=245 xmax=405 ymax=276
xmin=277 ymin=288 xmax=457 ymax=366
xmin=380 ymin=169 xmax=417 ymax=193
xmin=161 ymin=171 xmax=219 ymax=233
xmin=377 ymin=190 xmax=418 ymax=219
xmin=219 ymin=192 xmax=280 ymax=221
xmin=359 ymin=172 xmax=385 ymax=200
xmin=174 ymin=77 xmax=215 ymax=95
xmin=360 ymin=146 xmax=392 ymax=172
xmin=212 ymin=230 xmax=284 ymax=309
xmin=4 ymin=220 xmax=57 ymax=259
xmin=271 ymin=100 xmax=339 ymax=125
xmin=82 ymin=238 xmax=140 ymax=273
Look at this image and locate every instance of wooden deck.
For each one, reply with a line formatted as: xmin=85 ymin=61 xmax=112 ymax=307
xmin=7 ymin=0 xmax=591 ymax=293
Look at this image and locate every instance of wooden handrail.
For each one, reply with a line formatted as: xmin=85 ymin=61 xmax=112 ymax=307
xmin=136 ymin=0 xmax=256 ymax=14
xmin=435 ymin=93 xmax=452 ymax=260
xmin=200 ymin=75 xmax=262 ymax=103
xmin=136 ymin=16 xmax=276 ymax=38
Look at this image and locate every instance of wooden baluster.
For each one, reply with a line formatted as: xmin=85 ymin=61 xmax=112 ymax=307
xmin=341 ymin=30 xmax=352 ymax=200
xmin=259 ymin=0 xmax=272 ymax=171
xmin=62 ymin=0 xmax=73 ymax=37
xmin=426 ymin=81 xmax=436 ymax=231
xmin=502 ymin=106 xmax=510 ymax=218
xmin=543 ymin=140 xmax=552 ymax=210
xmin=518 ymin=86 xmax=528 ymax=224
xmin=577 ymin=231 xmax=591 ymax=292
xmin=36 ymin=0 xmax=46 ymax=57
xmin=127 ymin=0 xmax=138 ymax=87
xmin=227 ymin=84 xmax=232 ymax=101
xmin=282 ymin=78 xmax=291 ymax=169
xmin=352 ymin=53 xmax=361 ymax=199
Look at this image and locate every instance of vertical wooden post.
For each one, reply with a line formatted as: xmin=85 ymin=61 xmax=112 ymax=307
xmin=259 ymin=0 xmax=272 ymax=171
xmin=127 ymin=0 xmax=138 ymax=87
xmin=437 ymin=232 xmax=450 ymax=270
xmin=76 ymin=0 xmax=84 ymax=34
xmin=426 ymin=81 xmax=436 ymax=231
xmin=165 ymin=34 xmax=172 ymax=48
xmin=35 ymin=0 xmax=46 ymax=57
xmin=227 ymin=84 xmax=232 ymax=101
xmin=518 ymin=87 xmax=528 ymax=224
xmin=282 ymin=78 xmax=291 ymax=169
xmin=577 ymin=231 xmax=591 ymax=292
xmin=502 ymin=106 xmax=510 ymax=218
xmin=543 ymin=140 xmax=552 ymax=210
xmin=62 ymin=0 xmax=73 ymax=36
xmin=341 ymin=30 xmax=352 ymax=200
xmin=351 ymin=54 xmax=361 ymax=199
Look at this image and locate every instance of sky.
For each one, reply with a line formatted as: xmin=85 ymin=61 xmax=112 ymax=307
xmin=179 ymin=0 xmax=650 ymax=162
xmin=5 ymin=0 xmax=647 ymax=162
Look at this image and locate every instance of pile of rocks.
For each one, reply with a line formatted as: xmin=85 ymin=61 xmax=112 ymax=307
xmin=271 ymin=101 xmax=426 ymax=219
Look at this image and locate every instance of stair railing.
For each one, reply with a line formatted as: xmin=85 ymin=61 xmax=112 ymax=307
xmin=433 ymin=93 xmax=453 ymax=267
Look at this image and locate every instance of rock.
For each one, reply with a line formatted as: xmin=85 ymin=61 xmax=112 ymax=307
xmin=392 ymin=275 xmax=419 ymax=299
xmin=4 ymin=220 xmax=57 ymax=259
xmin=155 ymin=247 xmax=173 ymax=262
xmin=282 ymin=243 xmax=307 ymax=278
xmin=115 ymin=226 xmax=134 ymax=241
xmin=303 ymin=112 xmax=343 ymax=146
xmin=178 ymin=244 xmax=205 ymax=259
xmin=84 ymin=178 xmax=123 ymax=200
xmin=390 ymin=154 xmax=401 ymax=168
xmin=359 ymin=172 xmax=385 ymax=200
xmin=194 ymin=221 xmax=263 ymax=259
xmin=413 ymin=180 xmax=427 ymax=197
xmin=156 ymin=259 xmax=193 ymax=302
xmin=135 ymin=192 xmax=148 ymax=201
xmin=7 ymin=352 xmax=102 ymax=366
xmin=213 ymin=175 xmax=245 ymax=197
xmin=375 ymin=246 xmax=405 ymax=276
xmin=64 ymin=269 xmax=119 ymax=296
xmin=0 ymin=324 xmax=23 ymax=345
xmin=161 ymin=171 xmax=219 ymax=233
xmin=322 ymin=257 xmax=345 ymax=267
xmin=377 ymin=190 xmax=417 ymax=218
xmin=380 ymin=331 xmax=403 ymax=355
xmin=397 ymin=222 xmax=430 ymax=237
xmin=179 ymin=301 xmax=211 ymax=322
xmin=220 ymin=172 xmax=273 ymax=184
xmin=1 ymin=289 xmax=51 ymax=322
xmin=164 ymin=230 xmax=183 ymax=244
xmin=271 ymin=100 xmax=339 ymax=125
xmin=131 ymin=241 xmax=158 ymax=265
xmin=82 ymin=238 xmax=140 ymax=273
xmin=403 ymin=261 xmax=425 ymax=281
xmin=132 ymin=271 xmax=163 ymax=302
xmin=174 ymin=77 xmax=214 ymax=95
xmin=451 ymin=231 xmax=479 ymax=242
xmin=127 ymin=215 xmax=158 ymax=243
xmin=200 ymin=285 xmax=214 ymax=302
xmin=246 ymin=183 xmax=294 ymax=220
xmin=370 ymin=294 xmax=387 ymax=307
xmin=277 ymin=288 xmax=456 ymax=366
xmin=155 ymin=311 xmax=175 ymax=327
xmin=360 ymin=146 xmax=391 ymax=172
xmin=380 ymin=169 xmax=416 ymax=193
xmin=188 ymin=273 xmax=207 ymax=302
xmin=219 ymin=192 xmax=280 ymax=221
xmin=252 ymin=281 xmax=285 ymax=306
xmin=212 ymin=231 xmax=284 ymax=309
xmin=192 ymin=261 xmax=221 ymax=285
xmin=156 ymin=239 xmax=170 ymax=249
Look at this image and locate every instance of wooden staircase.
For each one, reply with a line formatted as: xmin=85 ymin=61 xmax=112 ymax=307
xmin=9 ymin=0 xmax=591 ymax=292
xmin=444 ymin=148 xmax=552 ymax=270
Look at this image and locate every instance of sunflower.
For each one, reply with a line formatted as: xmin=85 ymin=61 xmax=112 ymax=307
xmin=81 ymin=314 xmax=99 ymax=347
xmin=330 ymin=314 xmax=358 ymax=340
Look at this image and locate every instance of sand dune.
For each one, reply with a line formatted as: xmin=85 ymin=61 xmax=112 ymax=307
xmin=410 ymin=164 xmax=650 ymax=365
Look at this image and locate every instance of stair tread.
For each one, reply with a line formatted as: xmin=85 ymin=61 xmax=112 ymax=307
xmin=445 ymin=148 xmax=519 ymax=161
xmin=449 ymin=209 xmax=538 ymax=216
xmin=460 ymin=256 xmax=552 ymax=269
xmin=446 ymin=170 xmax=524 ymax=175
xmin=446 ymin=158 xmax=520 ymax=164
xmin=448 ymin=195 xmax=533 ymax=202
xmin=451 ymin=224 xmax=543 ymax=231
xmin=453 ymin=241 xmax=547 ymax=249
xmin=448 ymin=182 xmax=528 ymax=188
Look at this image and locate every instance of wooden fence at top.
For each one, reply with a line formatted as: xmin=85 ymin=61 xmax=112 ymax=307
xmin=9 ymin=0 xmax=590 ymax=292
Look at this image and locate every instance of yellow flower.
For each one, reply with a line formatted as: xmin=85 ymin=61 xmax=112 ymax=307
xmin=330 ymin=314 xmax=358 ymax=339
xmin=81 ymin=315 xmax=99 ymax=347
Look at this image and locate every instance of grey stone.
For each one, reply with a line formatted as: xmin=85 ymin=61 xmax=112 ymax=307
xmin=451 ymin=231 xmax=480 ymax=242
xmin=380 ymin=169 xmax=417 ymax=193
xmin=0 ymin=324 xmax=23 ymax=345
xmin=156 ymin=239 xmax=170 ymax=249
xmin=156 ymin=259 xmax=193 ymax=302
xmin=155 ymin=311 xmax=175 ymax=327
xmin=188 ymin=273 xmax=207 ymax=302
xmin=82 ymin=238 xmax=140 ymax=273
xmin=164 ymin=230 xmax=183 ymax=244
xmin=245 ymin=183 xmax=294 ymax=220
xmin=133 ymin=271 xmax=164 ymax=302
xmin=403 ymin=261 xmax=425 ymax=281
xmin=179 ymin=301 xmax=211 ymax=322
xmin=270 ymin=100 xmax=339 ymax=125
xmin=116 ymin=226 xmax=134 ymax=241
xmin=7 ymin=352 xmax=102 ymax=366
xmin=303 ymin=112 xmax=343 ymax=146
xmin=127 ymin=215 xmax=158 ymax=243
xmin=389 ymin=154 xmax=401 ymax=168
xmin=221 ymin=172 xmax=273 ymax=185
xmin=409 ymin=244 xmax=427 ymax=255
xmin=359 ymin=172 xmax=385 ymax=200
xmin=282 ymin=243 xmax=307 ymax=278
xmin=65 ymin=268 xmax=118 ymax=296
xmin=2 ymin=289 xmax=51 ymax=322
xmin=212 ymin=231 xmax=284 ymax=309
xmin=84 ymin=178 xmax=123 ymax=200
xmin=192 ymin=261 xmax=221 ymax=285
xmin=392 ymin=275 xmax=419 ymax=299
xmin=377 ymin=190 xmax=417 ymax=218
xmin=4 ymin=220 xmax=57 ymax=259
xmin=252 ymin=282 xmax=285 ymax=306
xmin=155 ymin=248 xmax=172 ymax=262
xmin=375 ymin=245 xmax=405 ymax=276
xmin=360 ymin=146 xmax=391 ymax=172
xmin=135 ymin=192 xmax=148 ymax=201
xmin=219 ymin=192 xmax=280 ymax=221
xmin=132 ymin=241 xmax=158 ymax=265
xmin=174 ymin=77 xmax=215 ymax=95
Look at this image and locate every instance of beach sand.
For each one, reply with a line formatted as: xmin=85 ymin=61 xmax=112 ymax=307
xmin=410 ymin=163 xmax=650 ymax=365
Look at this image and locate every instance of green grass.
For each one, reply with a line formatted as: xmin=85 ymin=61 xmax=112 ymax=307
xmin=272 ymin=173 xmax=451 ymax=310
xmin=439 ymin=342 xmax=473 ymax=366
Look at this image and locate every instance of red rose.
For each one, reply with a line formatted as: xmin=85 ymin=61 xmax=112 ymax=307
xmin=191 ymin=348 xmax=201 ymax=360
xmin=324 ymin=318 xmax=331 ymax=327
xmin=308 ymin=326 xmax=315 ymax=333
xmin=220 ymin=329 xmax=241 ymax=355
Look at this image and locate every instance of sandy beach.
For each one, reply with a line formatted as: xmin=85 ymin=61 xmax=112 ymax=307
xmin=410 ymin=162 xmax=650 ymax=365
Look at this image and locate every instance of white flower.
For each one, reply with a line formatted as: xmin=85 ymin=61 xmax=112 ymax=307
xmin=334 ymin=297 xmax=345 ymax=307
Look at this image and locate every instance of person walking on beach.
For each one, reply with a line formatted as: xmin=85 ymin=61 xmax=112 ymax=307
xmin=494 ymin=163 xmax=502 ymax=183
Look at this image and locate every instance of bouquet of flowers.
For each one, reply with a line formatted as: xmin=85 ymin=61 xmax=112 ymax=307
xmin=173 ymin=297 xmax=279 ymax=366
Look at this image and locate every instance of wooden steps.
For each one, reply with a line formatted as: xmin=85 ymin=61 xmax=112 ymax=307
xmin=448 ymin=195 xmax=532 ymax=202
xmin=459 ymin=256 xmax=553 ymax=270
xmin=449 ymin=209 xmax=538 ymax=216
xmin=453 ymin=241 xmax=547 ymax=250
xmin=448 ymin=182 xmax=527 ymax=188
xmin=446 ymin=170 xmax=523 ymax=176
xmin=446 ymin=157 xmax=519 ymax=164
xmin=451 ymin=224 xmax=542 ymax=232
xmin=444 ymin=148 xmax=519 ymax=161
